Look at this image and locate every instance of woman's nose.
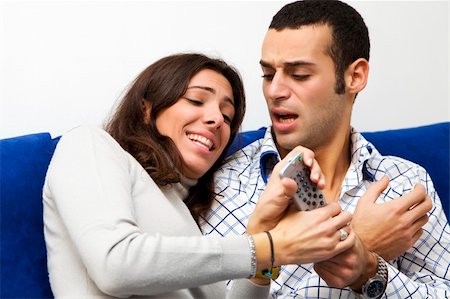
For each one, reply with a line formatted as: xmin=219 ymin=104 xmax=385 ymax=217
xmin=204 ymin=105 xmax=224 ymax=128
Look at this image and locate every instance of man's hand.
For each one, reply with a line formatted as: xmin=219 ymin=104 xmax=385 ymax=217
xmin=353 ymin=176 xmax=432 ymax=260
xmin=313 ymin=233 xmax=377 ymax=290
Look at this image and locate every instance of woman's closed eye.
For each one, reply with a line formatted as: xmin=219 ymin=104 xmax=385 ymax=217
xmin=222 ymin=114 xmax=232 ymax=125
xmin=183 ymin=97 xmax=203 ymax=106
xmin=183 ymin=96 xmax=232 ymax=125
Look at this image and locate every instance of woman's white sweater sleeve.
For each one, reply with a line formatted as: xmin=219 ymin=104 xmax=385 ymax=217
xmin=43 ymin=126 xmax=268 ymax=297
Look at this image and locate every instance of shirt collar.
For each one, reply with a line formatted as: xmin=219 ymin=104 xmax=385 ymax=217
xmin=349 ymin=127 xmax=378 ymax=182
xmin=258 ymin=127 xmax=379 ymax=186
xmin=259 ymin=127 xmax=280 ymax=183
xmin=339 ymin=128 xmax=382 ymax=198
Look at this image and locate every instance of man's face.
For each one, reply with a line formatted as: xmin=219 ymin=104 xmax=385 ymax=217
xmin=260 ymin=25 xmax=351 ymax=158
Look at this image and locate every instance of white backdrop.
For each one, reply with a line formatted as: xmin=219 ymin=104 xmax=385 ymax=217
xmin=1 ymin=0 xmax=449 ymax=139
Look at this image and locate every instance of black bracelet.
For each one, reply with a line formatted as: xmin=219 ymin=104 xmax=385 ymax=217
xmin=265 ymin=231 xmax=275 ymax=271
xmin=255 ymin=230 xmax=280 ymax=279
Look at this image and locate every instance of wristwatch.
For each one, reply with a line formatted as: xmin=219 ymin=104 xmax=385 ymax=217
xmin=361 ymin=253 xmax=388 ymax=299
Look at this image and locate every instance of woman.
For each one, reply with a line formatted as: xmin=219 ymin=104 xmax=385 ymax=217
xmin=43 ymin=53 xmax=353 ymax=298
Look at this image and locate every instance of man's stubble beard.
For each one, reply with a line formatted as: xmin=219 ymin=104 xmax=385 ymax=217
xmin=274 ymin=97 xmax=346 ymax=154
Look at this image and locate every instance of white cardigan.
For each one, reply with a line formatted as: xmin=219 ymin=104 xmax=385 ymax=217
xmin=43 ymin=125 xmax=268 ymax=298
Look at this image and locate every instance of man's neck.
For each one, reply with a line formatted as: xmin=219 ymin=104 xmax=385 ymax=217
xmin=314 ymin=127 xmax=352 ymax=203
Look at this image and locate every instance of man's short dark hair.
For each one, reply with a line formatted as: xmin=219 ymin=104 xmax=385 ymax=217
xmin=270 ymin=0 xmax=370 ymax=94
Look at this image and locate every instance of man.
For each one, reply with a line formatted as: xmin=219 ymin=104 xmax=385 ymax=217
xmin=201 ymin=0 xmax=450 ymax=298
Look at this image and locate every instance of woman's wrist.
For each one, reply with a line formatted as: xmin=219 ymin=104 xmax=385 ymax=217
xmin=249 ymin=276 xmax=271 ymax=286
xmin=246 ymin=233 xmax=271 ymax=285
xmin=251 ymin=232 xmax=271 ymax=270
xmin=245 ymin=234 xmax=257 ymax=278
xmin=247 ymin=231 xmax=280 ymax=284
xmin=247 ymin=210 xmax=279 ymax=234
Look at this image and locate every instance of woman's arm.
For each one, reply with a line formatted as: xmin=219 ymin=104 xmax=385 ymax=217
xmin=44 ymin=126 xmax=256 ymax=297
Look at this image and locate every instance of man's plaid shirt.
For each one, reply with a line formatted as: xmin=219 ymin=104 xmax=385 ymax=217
xmin=200 ymin=127 xmax=450 ymax=298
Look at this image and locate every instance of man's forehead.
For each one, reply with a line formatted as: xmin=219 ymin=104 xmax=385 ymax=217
xmin=261 ymin=26 xmax=332 ymax=67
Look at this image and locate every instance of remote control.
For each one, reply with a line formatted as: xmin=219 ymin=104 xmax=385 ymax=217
xmin=279 ymin=152 xmax=327 ymax=211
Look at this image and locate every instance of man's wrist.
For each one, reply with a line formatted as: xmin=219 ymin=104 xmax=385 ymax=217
xmin=350 ymin=252 xmax=379 ymax=293
xmin=355 ymin=252 xmax=388 ymax=299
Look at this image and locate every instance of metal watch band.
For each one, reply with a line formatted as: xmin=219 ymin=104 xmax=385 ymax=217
xmin=360 ymin=252 xmax=388 ymax=299
xmin=374 ymin=252 xmax=388 ymax=281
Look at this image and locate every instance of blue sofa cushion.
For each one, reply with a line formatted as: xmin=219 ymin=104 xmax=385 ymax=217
xmin=0 ymin=133 xmax=59 ymax=298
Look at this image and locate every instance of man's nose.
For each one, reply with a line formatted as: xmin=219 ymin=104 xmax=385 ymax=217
xmin=267 ymin=73 xmax=289 ymax=101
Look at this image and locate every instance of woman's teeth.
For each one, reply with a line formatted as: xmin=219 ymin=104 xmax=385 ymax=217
xmin=187 ymin=134 xmax=213 ymax=150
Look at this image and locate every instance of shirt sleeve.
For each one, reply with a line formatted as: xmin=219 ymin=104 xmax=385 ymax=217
xmin=384 ymin=166 xmax=450 ymax=298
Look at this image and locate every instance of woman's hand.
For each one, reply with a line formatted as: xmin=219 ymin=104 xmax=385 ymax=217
xmin=250 ymin=202 xmax=354 ymax=286
xmin=270 ymin=202 xmax=354 ymax=266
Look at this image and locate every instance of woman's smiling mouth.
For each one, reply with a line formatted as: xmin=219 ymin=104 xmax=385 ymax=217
xmin=187 ymin=133 xmax=214 ymax=151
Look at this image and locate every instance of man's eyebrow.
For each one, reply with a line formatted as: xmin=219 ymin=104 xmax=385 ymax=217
xmin=259 ymin=60 xmax=273 ymax=68
xmin=187 ymin=85 xmax=234 ymax=105
xmin=284 ymin=61 xmax=315 ymax=68
xmin=259 ymin=60 xmax=315 ymax=68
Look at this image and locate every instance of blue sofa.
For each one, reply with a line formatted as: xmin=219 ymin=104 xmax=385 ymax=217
xmin=1 ymin=122 xmax=449 ymax=298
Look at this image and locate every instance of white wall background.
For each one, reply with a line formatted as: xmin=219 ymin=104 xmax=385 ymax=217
xmin=1 ymin=0 xmax=448 ymax=139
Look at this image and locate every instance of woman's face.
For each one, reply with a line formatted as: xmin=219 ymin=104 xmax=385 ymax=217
xmin=155 ymin=69 xmax=235 ymax=179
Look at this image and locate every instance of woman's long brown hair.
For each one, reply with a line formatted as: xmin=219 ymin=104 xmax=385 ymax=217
xmin=104 ymin=53 xmax=245 ymax=222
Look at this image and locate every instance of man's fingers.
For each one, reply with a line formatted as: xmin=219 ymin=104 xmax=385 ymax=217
xmin=412 ymin=214 xmax=429 ymax=231
xmin=407 ymin=194 xmax=432 ymax=222
xmin=400 ymin=184 xmax=429 ymax=212
xmin=411 ymin=228 xmax=423 ymax=246
xmin=357 ymin=175 xmax=390 ymax=206
xmin=404 ymin=215 xmax=428 ymax=247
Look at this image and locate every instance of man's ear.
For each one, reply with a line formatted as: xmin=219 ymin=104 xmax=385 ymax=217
xmin=345 ymin=58 xmax=369 ymax=95
xmin=142 ymin=99 xmax=152 ymax=124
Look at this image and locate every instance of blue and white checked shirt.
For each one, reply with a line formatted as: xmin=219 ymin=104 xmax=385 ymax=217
xmin=200 ymin=127 xmax=450 ymax=298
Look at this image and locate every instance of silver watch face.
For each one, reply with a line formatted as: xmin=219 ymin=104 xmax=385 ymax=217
xmin=363 ymin=276 xmax=387 ymax=299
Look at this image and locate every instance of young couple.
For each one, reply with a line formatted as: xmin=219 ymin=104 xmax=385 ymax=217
xmin=44 ymin=1 xmax=449 ymax=298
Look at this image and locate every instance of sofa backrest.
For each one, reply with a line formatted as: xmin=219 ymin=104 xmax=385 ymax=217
xmin=362 ymin=122 xmax=449 ymax=217
xmin=0 ymin=122 xmax=448 ymax=297
xmin=1 ymin=133 xmax=59 ymax=298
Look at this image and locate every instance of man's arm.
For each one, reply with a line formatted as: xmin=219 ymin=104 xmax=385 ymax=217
xmin=315 ymin=169 xmax=450 ymax=297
